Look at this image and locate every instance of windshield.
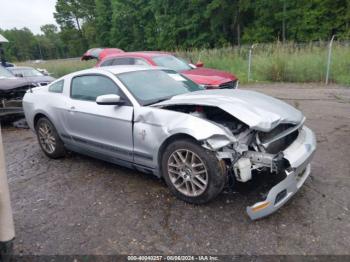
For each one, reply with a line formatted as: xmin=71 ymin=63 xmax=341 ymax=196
xmin=117 ymin=69 xmax=204 ymax=106
xmin=10 ymin=68 xmax=44 ymax=77
xmin=152 ymin=55 xmax=192 ymax=71
xmin=0 ymin=66 xmax=14 ymax=78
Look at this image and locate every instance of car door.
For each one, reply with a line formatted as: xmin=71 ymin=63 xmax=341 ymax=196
xmin=63 ymin=74 xmax=134 ymax=162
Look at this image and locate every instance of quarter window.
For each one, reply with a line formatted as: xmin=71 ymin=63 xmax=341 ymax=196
xmin=49 ymin=80 xmax=64 ymax=93
xmin=71 ymin=75 xmax=120 ymax=101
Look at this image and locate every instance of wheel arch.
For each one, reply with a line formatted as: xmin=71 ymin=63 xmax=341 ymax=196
xmin=157 ymin=133 xmax=198 ymax=177
xmin=33 ymin=112 xmax=50 ymax=129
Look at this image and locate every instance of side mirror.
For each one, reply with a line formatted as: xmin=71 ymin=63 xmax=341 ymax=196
xmin=195 ymin=61 xmax=204 ymax=67
xmin=96 ymin=94 xmax=124 ymax=105
xmin=15 ymin=73 xmax=24 ymax=77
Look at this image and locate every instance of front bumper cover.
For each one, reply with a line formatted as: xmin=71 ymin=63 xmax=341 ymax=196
xmin=247 ymin=126 xmax=316 ymax=220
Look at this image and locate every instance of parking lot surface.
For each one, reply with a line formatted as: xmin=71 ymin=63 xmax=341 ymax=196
xmin=3 ymin=83 xmax=350 ymax=255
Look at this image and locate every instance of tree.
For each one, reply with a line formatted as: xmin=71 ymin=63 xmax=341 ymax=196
xmin=54 ymin=0 xmax=96 ymax=53
xmin=0 ymin=28 xmax=37 ymax=61
xmin=2 ymin=0 xmax=350 ymax=61
xmin=95 ymin=0 xmax=113 ymax=46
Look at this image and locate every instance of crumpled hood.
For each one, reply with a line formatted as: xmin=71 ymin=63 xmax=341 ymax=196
xmin=154 ymin=89 xmax=304 ymax=132
xmin=24 ymin=75 xmax=56 ymax=83
xmin=0 ymin=77 xmax=33 ymax=91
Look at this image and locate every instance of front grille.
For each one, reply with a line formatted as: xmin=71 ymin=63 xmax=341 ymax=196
xmin=259 ymin=124 xmax=299 ymax=154
xmin=219 ymin=80 xmax=237 ymax=89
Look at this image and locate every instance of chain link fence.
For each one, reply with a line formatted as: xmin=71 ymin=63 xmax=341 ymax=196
xmin=180 ymin=39 xmax=350 ymax=86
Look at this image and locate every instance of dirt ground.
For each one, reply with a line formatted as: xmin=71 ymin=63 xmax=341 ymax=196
xmin=2 ymin=83 xmax=350 ymax=255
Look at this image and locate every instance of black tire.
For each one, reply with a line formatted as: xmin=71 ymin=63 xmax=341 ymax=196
xmin=35 ymin=117 xmax=65 ymax=159
xmin=161 ymin=138 xmax=226 ymax=204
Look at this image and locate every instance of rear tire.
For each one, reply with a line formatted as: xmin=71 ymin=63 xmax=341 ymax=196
xmin=35 ymin=117 xmax=65 ymax=158
xmin=161 ymin=138 xmax=226 ymax=204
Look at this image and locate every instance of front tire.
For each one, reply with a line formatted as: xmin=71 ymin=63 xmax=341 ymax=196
xmin=161 ymin=138 xmax=226 ymax=204
xmin=35 ymin=117 xmax=65 ymax=158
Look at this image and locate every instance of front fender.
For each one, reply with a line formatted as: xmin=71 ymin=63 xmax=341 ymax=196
xmin=133 ymin=107 xmax=235 ymax=170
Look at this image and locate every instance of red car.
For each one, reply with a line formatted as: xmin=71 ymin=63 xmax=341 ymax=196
xmin=94 ymin=51 xmax=238 ymax=89
xmin=81 ymin=48 xmax=124 ymax=61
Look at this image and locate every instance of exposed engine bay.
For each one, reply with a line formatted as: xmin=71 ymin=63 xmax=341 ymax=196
xmin=1 ymin=86 xmax=31 ymax=105
xmin=161 ymin=104 xmax=299 ymax=184
xmin=162 ymin=105 xmax=247 ymax=134
xmin=0 ymin=65 xmax=35 ymax=114
xmin=0 ymin=87 xmax=31 ymax=119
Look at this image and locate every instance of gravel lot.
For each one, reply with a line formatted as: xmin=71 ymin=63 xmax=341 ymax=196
xmin=2 ymin=83 xmax=350 ymax=255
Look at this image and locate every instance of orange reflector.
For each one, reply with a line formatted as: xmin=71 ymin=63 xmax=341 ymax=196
xmin=251 ymin=201 xmax=271 ymax=212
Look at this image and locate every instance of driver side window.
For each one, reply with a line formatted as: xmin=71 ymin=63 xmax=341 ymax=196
xmin=71 ymin=75 xmax=120 ymax=102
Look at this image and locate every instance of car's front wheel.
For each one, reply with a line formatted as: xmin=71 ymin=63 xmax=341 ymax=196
xmin=161 ymin=138 xmax=226 ymax=204
xmin=35 ymin=117 xmax=65 ymax=158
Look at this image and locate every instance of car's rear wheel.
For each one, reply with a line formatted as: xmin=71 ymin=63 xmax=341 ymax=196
xmin=35 ymin=117 xmax=65 ymax=158
xmin=161 ymin=138 xmax=226 ymax=204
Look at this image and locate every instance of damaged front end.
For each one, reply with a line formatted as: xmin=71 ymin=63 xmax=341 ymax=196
xmin=0 ymin=81 xmax=34 ymax=119
xmin=158 ymin=102 xmax=316 ymax=220
xmin=244 ymin=124 xmax=316 ymax=220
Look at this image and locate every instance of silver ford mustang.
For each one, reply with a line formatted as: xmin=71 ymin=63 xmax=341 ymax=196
xmin=23 ymin=66 xmax=316 ymax=220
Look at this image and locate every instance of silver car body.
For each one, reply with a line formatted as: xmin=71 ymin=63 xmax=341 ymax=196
xmin=23 ymin=66 xmax=316 ymax=220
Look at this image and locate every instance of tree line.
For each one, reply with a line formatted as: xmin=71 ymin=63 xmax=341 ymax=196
xmin=1 ymin=0 xmax=349 ymax=61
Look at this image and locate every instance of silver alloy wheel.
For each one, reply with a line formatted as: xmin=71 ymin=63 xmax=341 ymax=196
xmin=167 ymin=149 xmax=208 ymax=197
xmin=38 ymin=121 xmax=56 ymax=154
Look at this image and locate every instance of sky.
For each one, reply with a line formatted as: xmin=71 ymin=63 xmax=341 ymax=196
xmin=0 ymin=0 xmax=58 ymax=35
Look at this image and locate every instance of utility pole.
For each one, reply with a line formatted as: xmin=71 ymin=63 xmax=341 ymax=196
xmin=248 ymin=44 xmax=257 ymax=82
xmin=325 ymin=35 xmax=335 ymax=85
xmin=37 ymin=41 xmax=43 ymax=60
xmin=282 ymin=0 xmax=286 ymax=43
xmin=0 ymin=125 xmax=15 ymax=262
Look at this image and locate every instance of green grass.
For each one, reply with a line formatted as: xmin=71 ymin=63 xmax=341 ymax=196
xmin=18 ymin=42 xmax=350 ymax=86
xmin=181 ymin=42 xmax=350 ymax=86
xmin=17 ymin=59 xmax=94 ymax=78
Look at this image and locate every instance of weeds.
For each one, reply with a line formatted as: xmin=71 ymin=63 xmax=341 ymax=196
xmin=17 ymin=42 xmax=350 ymax=86
xmin=183 ymin=42 xmax=350 ymax=86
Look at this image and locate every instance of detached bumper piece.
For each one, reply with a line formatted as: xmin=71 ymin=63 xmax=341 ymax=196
xmin=247 ymin=126 xmax=316 ymax=220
